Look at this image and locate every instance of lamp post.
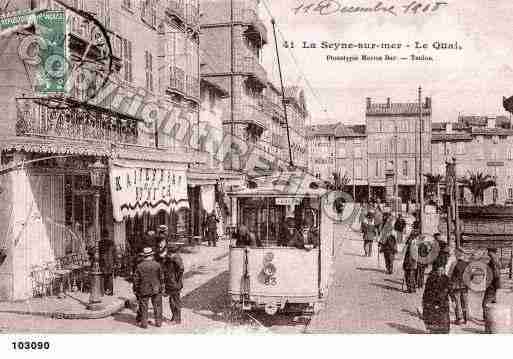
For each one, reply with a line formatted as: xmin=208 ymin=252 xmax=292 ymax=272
xmin=87 ymin=159 xmax=107 ymax=311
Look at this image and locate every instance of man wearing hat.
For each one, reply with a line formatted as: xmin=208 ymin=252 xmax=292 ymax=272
xmin=361 ymin=210 xmax=377 ymax=257
xmin=283 ymin=218 xmax=305 ymax=249
xmin=204 ymin=212 xmax=219 ymax=247
xmin=402 ymin=227 xmax=419 ymax=293
xmin=483 ymin=247 xmax=502 ymax=331
xmin=133 ymin=247 xmax=164 ymax=329
xmin=449 ymin=247 xmax=470 ymax=325
xmin=162 ymin=243 xmax=184 ymax=324
xmin=156 ymin=225 xmax=169 ymax=263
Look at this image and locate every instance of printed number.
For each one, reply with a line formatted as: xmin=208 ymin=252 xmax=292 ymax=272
xmin=12 ymin=341 xmax=50 ymax=350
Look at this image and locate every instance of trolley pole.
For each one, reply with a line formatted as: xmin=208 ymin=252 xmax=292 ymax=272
xmin=418 ymin=86 xmax=425 ymax=233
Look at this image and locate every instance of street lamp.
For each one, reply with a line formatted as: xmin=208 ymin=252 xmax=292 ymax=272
xmin=87 ymin=159 xmax=107 ymax=311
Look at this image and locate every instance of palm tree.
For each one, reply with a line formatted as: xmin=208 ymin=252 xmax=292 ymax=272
xmin=459 ymin=171 xmax=496 ymax=204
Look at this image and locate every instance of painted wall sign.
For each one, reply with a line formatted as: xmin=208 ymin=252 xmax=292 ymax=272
xmin=109 ymin=162 xmax=189 ymax=222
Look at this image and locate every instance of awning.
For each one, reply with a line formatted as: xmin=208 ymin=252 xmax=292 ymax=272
xmin=109 ymin=159 xmax=189 ymax=222
xmin=0 ymin=136 xmax=111 ymax=157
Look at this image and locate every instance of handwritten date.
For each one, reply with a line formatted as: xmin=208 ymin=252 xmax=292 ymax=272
xmin=292 ymin=1 xmax=449 ymax=16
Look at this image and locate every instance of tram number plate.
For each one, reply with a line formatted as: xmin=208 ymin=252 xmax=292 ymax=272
xmin=265 ymin=277 xmax=277 ymax=286
xmin=276 ymin=198 xmax=301 ymax=206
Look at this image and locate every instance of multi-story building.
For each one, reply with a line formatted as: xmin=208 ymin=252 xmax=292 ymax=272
xmin=366 ymin=97 xmax=432 ymax=202
xmin=432 ymin=115 xmax=513 ymax=204
xmin=307 ymin=123 xmax=339 ymax=180
xmin=200 ymin=0 xmax=268 ymax=172
xmin=261 ymin=82 xmax=286 ymax=163
xmin=335 ymin=124 xmax=368 ymax=199
xmin=0 ymin=0 xmax=209 ymax=301
xmin=285 ymin=86 xmax=308 ymax=169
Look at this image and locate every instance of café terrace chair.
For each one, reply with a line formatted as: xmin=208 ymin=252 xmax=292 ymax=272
xmin=46 ymin=260 xmax=71 ymax=299
xmin=30 ymin=265 xmax=47 ymax=297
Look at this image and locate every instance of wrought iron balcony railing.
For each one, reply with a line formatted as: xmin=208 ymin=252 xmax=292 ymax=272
xmin=186 ymin=4 xmax=199 ymax=27
xmin=235 ymin=56 xmax=267 ymax=86
xmin=186 ymin=75 xmax=200 ymax=100
xmin=15 ymin=98 xmax=139 ymax=145
xmin=168 ymin=66 xmax=186 ymax=94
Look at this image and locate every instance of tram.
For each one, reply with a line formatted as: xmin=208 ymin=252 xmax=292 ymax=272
xmin=227 ymin=172 xmax=337 ymax=315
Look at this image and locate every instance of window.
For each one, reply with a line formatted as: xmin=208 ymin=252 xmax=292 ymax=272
xmin=375 ymin=160 xmax=379 ymax=177
xmin=338 ymin=146 xmax=346 ymax=158
xmin=122 ymin=0 xmax=132 ymax=9
xmin=402 ymin=160 xmax=408 ymax=177
xmin=509 ymin=148 xmax=513 ymax=160
xmin=355 ymin=163 xmax=362 ymax=179
xmin=141 ymin=0 xmax=157 ymax=27
xmin=122 ymin=38 xmax=133 ymax=82
xmin=456 ymin=142 xmax=465 ymax=155
xmin=509 ymin=188 xmax=513 ymax=199
xmin=145 ymin=50 xmax=153 ymax=91
xmin=354 ymin=147 xmax=362 ymax=158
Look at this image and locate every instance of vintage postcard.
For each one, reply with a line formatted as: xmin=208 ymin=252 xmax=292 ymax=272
xmin=0 ymin=0 xmax=513 ymax=347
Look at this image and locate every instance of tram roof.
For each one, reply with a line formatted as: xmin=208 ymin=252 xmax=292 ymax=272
xmin=228 ymin=171 xmax=327 ymax=198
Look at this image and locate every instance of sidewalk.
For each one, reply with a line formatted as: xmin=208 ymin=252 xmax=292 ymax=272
xmin=308 ymin=225 xmax=487 ymax=334
xmin=0 ymin=241 xmax=230 ymax=320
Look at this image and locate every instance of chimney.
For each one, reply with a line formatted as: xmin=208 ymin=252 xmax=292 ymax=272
xmin=366 ymin=97 xmax=371 ymax=109
xmin=386 ymin=97 xmax=391 ymax=108
xmin=446 ymin=122 xmax=453 ymax=134
xmin=425 ymin=97 xmax=431 ymax=109
xmin=487 ymin=116 xmax=496 ymax=129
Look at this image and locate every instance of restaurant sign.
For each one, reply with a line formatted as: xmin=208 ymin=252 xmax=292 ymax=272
xmin=109 ymin=162 xmax=188 ymax=222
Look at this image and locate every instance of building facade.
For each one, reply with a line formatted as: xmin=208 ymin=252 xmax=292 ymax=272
xmin=284 ymin=86 xmax=308 ymax=169
xmin=366 ymin=97 xmax=432 ymax=202
xmin=200 ymin=0 xmax=268 ymax=172
xmin=306 ymin=123 xmax=338 ymax=180
xmin=0 ymin=0 xmax=209 ymax=301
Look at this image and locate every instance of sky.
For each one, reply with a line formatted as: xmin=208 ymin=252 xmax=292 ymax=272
xmin=259 ymin=0 xmax=513 ymax=125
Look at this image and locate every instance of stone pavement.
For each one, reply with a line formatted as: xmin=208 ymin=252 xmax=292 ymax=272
xmin=0 ymin=241 xmax=230 ymax=321
xmin=307 ymin=225 xmax=487 ymax=334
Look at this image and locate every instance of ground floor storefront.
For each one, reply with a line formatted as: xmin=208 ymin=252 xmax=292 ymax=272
xmin=0 ymin=138 xmax=215 ymax=301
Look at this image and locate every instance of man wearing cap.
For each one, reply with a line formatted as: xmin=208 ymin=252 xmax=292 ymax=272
xmin=156 ymin=226 xmax=169 ymax=263
xmin=449 ymin=248 xmax=470 ymax=325
xmin=162 ymin=243 xmax=184 ymax=324
xmin=133 ymin=247 xmax=164 ymax=329
xmin=403 ymin=228 xmax=419 ymax=293
xmin=283 ymin=218 xmax=305 ymax=249
xmin=394 ymin=213 xmax=406 ymax=243
xmin=361 ymin=210 xmax=377 ymax=257
xmin=483 ymin=247 xmax=502 ymax=331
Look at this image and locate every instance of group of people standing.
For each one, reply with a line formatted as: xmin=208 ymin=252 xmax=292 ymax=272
xmin=360 ymin=203 xmax=407 ymax=275
xmin=131 ymin=225 xmax=185 ymax=329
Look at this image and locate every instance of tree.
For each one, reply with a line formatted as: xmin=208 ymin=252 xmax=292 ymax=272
xmin=459 ymin=171 xmax=496 ymax=204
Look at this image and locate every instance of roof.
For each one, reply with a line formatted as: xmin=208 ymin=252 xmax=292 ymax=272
xmin=335 ymin=124 xmax=367 ymax=137
xmin=431 ymin=122 xmax=469 ymax=131
xmin=307 ymin=123 xmax=341 ymax=136
xmin=431 ymin=133 xmax=472 ymax=142
xmin=228 ymin=171 xmax=327 ymax=198
xmin=366 ymin=103 xmax=431 ymax=116
xmin=470 ymin=127 xmax=513 ymax=136
xmin=458 ymin=115 xmax=511 ymax=128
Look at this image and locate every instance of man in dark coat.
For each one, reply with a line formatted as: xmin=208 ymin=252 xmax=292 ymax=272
xmin=483 ymin=247 xmax=502 ymax=332
xmin=403 ymin=229 xmax=419 ymax=293
xmin=156 ymin=226 xmax=168 ymax=264
xmin=98 ymin=233 xmax=117 ymax=296
xmin=234 ymin=225 xmax=257 ymax=247
xmin=133 ymin=247 xmax=164 ymax=329
xmin=422 ymin=253 xmax=451 ymax=334
xmin=162 ymin=243 xmax=184 ymax=324
xmin=416 ymin=236 xmax=430 ymax=289
xmin=283 ymin=218 xmax=305 ymax=249
xmin=394 ymin=213 xmax=406 ymax=243
xmin=380 ymin=233 xmax=397 ymax=275
xmin=205 ymin=213 xmax=219 ymax=247
xmin=449 ymin=248 xmax=470 ymax=325
xmin=361 ymin=211 xmax=377 ymax=257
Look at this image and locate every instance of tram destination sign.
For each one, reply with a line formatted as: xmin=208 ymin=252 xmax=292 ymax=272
xmin=275 ymin=198 xmax=302 ymax=206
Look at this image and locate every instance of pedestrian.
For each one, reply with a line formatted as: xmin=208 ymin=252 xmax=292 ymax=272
xmin=234 ymin=225 xmax=257 ymax=247
xmin=205 ymin=212 xmax=219 ymax=247
xmin=422 ymin=252 xmax=451 ymax=334
xmin=416 ymin=235 xmax=430 ymax=289
xmin=162 ymin=243 xmax=184 ymax=324
xmin=380 ymin=232 xmax=398 ymax=274
xmin=156 ymin=225 xmax=168 ymax=263
xmin=402 ymin=228 xmax=419 ymax=293
xmin=394 ymin=213 xmax=406 ymax=243
xmin=283 ymin=218 xmax=305 ymax=249
xmin=449 ymin=248 xmax=470 ymax=325
xmin=482 ymin=247 xmax=502 ymax=333
xmin=133 ymin=247 xmax=164 ymax=329
xmin=98 ymin=231 xmax=117 ymax=296
xmin=374 ymin=208 xmax=383 ymax=237
xmin=361 ymin=210 xmax=377 ymax=257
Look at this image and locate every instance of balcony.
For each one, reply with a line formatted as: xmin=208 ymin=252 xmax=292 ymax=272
xmin=166 ymin=0 xmax=186 ymax=22
xmin=233 ymin=6 xmax=268 ymax=44
xmin=15 ymin=98 xmax=139 ymax=145
xmin=237 ymin=101 xmax=266 ymax=130
xmin=167 ymin=66 xmax=186 ymax=95
xmin=186 ymin=75 xmax=200 ymax=100
xmin=235 ymin=56 xmax=267 ymax=87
